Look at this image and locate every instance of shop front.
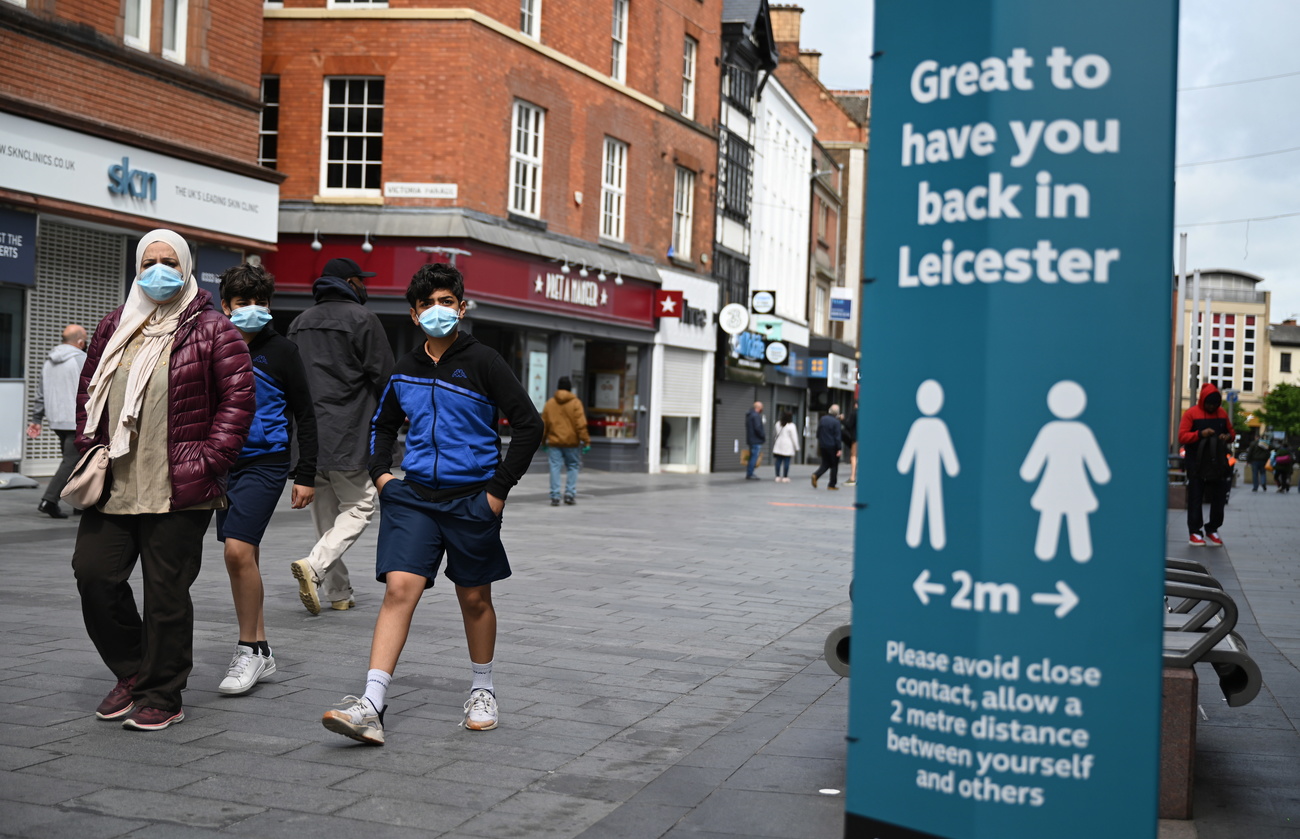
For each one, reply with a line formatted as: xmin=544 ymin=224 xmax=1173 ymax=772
xmin=651 ymin=269 xmax=717 ymax=473
xmin=261 ymin=236 xmax=660 ymax=472
xmin=0 ymin=111 xmax=279 ymax=475
xmin=807 ymin=337 xmax=859 ymax=453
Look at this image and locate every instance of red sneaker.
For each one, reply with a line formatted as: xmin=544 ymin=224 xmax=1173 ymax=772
xmin=1188 ymin=533 xmax=1206 ymax=546
xmin=95 ymin=675 xmax=136 ymax=720
xmin=1205 ymin=532 xmax=1224 ymax=547
xmin=121 ymin=706 xmax=185 ymax=731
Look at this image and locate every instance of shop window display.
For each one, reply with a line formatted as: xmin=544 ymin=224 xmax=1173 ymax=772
xmin=584 ymin=342 xmax=639 ymax=439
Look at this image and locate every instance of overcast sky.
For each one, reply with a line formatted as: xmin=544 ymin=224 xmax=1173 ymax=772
xmin=797 ymin=0 xmax=1300 ymax=320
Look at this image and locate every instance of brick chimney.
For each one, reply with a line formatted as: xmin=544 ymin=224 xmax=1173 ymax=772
xmin=799 ymin=49 xmax=822 ymax=78
xmin=1285 ymin=319 xmax=1297 ymax=326
xmin=770 ymin=4 xmax=804 ymax=45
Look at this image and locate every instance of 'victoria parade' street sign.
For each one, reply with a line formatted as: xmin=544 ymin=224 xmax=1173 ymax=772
xmin=847 ymin=2 xmax=1177 ymax=837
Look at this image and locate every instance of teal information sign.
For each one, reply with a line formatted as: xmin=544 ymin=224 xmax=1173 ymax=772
xmin=846 ymin=2 xmax=1177 ymax=837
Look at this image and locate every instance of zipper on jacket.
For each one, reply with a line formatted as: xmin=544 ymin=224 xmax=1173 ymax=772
xmin=429 ymin=355 xmax=440 ymax=489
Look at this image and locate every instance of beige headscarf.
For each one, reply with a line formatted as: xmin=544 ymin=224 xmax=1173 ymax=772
xmin=84 ymin=229 xmax=200 ymax=459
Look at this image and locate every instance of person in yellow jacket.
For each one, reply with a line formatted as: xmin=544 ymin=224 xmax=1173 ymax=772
xmin=541 ymin=377 xmax=590 ymax=506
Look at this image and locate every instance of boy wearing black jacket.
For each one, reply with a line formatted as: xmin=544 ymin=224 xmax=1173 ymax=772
xmin=216 ymin=264 xmax=318 ymax=695
xmin=321 ymin=262 xmax=543 ymax=745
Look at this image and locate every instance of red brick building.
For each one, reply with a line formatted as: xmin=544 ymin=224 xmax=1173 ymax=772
xmin=0 ymin=0 xmax=279 ymax=475
xmin=261 ymin=1 xmax=723 ymax=470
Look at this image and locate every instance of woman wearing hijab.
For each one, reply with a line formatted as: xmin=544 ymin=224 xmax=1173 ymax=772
xmin=73 ymin=229 xmax=254 ymax=731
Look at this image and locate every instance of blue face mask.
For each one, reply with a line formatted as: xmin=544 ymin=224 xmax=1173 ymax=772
xmin=230 ymin=305 xmax=272 ymax=333
xmin=418 ymin=304 xmax=461 ymax=338
xmin=138 ymin=263 xmax=185 ymax=302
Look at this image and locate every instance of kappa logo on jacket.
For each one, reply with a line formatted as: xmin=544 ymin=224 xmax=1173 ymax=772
xmin=253 ymin=355 xmax=268 ymax=364
xmin=452 ymin=369 xmax=468 ymax=378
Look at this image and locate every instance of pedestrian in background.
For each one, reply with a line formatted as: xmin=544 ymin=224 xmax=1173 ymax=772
xmin=27 ymin=323 xmax=87 ymax=519
xmin=288 ymin=257 xmax=394 ymax=616
xmin=744 ymin=401 xmax=765 ymax=480
xmin=1273 ymin=444 xmax=1293 ymax=493
xmin=1246 ymin=435 xmax=1271 ymax=493
xmin=842 ymin=400 xmax=859 ymax=486
xmin=214 ymin=263 xmax=318 ymax=696
xmin=771 ymin=410 xmax=799 ymax=482
xmin=1178 ymin=383 xmax=1233 ymax=546
xmin=541 ymin=376 xmax=590 ymax=506
xmin=811 ymin=404 xmax=843 ymax=491
xmin=72 ymin=229 xmax=254 ymax=731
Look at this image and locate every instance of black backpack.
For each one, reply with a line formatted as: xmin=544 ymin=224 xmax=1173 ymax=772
xmin=1192 ymin=433 xmax=1230 ymax=481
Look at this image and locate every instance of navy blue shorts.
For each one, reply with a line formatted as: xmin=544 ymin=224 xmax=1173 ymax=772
xmin=376 ymin=479 xmax=511 ymax=589
xmin=216 ymin=461 xmax=289 ymax=546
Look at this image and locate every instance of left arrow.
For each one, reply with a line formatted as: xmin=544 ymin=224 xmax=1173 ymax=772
xmin=1031 ymin=581 xmax=1079 ymax=618
xmin=913 ymin=569 xmax=946 ymax=605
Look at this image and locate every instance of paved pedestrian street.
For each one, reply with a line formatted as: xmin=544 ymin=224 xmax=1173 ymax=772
xmin=0 ymin=468 xmax=853 ymax=839
xmin=1 ymin=468 xmax=1297 ymax=837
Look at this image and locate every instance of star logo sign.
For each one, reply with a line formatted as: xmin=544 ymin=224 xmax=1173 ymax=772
xmin=534 ymin=277 xmax=544 ymax=294
xmin=654 ymin=290 xmax=684 ymax=318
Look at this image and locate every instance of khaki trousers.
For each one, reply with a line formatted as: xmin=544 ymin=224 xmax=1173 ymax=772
xmin=305 ymin=469 xmax=375 ymax=602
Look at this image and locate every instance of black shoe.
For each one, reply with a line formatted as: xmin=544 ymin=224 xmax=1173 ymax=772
xmin=38 ymin=500 xmax=68 ymax=519
xmin=550 ymin=498 xmax=560 ymax=506
xmin=564 ymin=495 xmax=576 ymax=505
xmin=745 ymin=475 xmax=760 ymax=481
xmin=811 ymin=474 xmax=819 ymax=489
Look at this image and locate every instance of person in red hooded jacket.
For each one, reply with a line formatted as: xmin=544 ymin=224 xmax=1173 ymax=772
xmin=73 ymin=229 xmax=254 ymax=732
xmin=1178 ymin=383 xmax=1234 ymax=547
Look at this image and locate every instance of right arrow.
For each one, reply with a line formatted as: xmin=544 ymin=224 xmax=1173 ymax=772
xmin=913 ymin=569 xmax=946 ymax=605
xmin=1031 ymin=581 xmax=1079 ymax=618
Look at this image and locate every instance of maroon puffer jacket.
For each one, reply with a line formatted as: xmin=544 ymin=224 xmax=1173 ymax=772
xmin=76 ymin=289 xmax=254 ymax=510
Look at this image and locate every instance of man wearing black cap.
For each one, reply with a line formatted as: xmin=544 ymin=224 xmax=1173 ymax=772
xmin=287 ymin=257 xmax=395 ymax=614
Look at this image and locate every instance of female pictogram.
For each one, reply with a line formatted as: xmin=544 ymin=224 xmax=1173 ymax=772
xmin=898 ymin=380 xmax=960 ymax=550
xmin=1020 ymin=381 xmax=1111 ymax=562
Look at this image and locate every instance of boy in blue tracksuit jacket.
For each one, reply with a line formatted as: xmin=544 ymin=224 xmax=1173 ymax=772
xmin=216 ymin=263 xmax=318 ymax=696
xmin=321 ymin=262 xmax=542 ymax=745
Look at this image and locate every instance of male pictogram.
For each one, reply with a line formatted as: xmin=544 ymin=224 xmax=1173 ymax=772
xmin=897 ymin=380 xmax=960 ymax=549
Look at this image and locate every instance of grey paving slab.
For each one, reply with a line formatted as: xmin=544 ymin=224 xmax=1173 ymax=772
xmin=66 ymin=788 xmax=266 ymax=829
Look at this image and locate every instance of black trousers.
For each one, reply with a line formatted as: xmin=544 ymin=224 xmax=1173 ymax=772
xmin=42 ymin=429 xmax=80 ymax=504
xmin=1186 ymin=475 xmax=1227 ymax=536
xmin=72 ymin=507 xmax=213 ymax=711
xmin=813 ymin=445 xmax=839 ymax=487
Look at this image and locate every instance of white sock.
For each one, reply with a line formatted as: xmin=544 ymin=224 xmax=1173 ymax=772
xmin=363 ymin=668 xmax=391 ymax=712
xmin=471 ymin=660 xmax=494 ymax=694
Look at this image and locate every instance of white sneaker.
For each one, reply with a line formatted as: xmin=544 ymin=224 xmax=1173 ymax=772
xmin=463 ymin=688 xmax=498 ymax=731
xmin=322 ymin=695 xmax=385 ymax=745
xmin=218 ymin=646 xmax=268 ymax=695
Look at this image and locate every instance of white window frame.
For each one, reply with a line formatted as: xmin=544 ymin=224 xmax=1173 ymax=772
xmin=681 ymin=36 xmax=697 ymax=120
xmin=320 ymin=77 xmax=385 ymax=197
xmin=1 ymin=0 xmax=29 ymax=7
xmin=520 ymin=0 xmax=541 ymax=40
xmin=124 ymin=0 xmax=151 ymax=51
xmin=161 ymin=0 xmax=187 ymax=64
xmin=327 ymin=0 xmax=388 ymax=7
xmin=611 ymin=0 xmax=628 ymax=84
xmin=601 ymin=137 xmax=628 ymax=242
xmin=259 ymin=76 xmax=279 ymax=169
xmin=672 ymin=166 xmax=694 ymax=260
xmin=509 ymin=100 xmax=545 ymax=218
xmin=814 ymin=284 xmax=829 ymax=334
